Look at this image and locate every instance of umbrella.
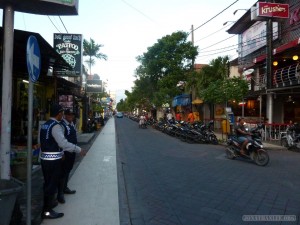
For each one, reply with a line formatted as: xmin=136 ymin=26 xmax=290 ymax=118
xmin=192 ymin=98 xmax=203 ymax=105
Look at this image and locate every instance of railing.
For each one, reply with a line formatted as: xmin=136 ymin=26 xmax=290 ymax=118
xmin=202 ymin=118 xmax=289 ymax=143
xmin=273 ymin=63 xmax=300 ymax=87
xmin=252 ymin=62 xmax=300 ymax=89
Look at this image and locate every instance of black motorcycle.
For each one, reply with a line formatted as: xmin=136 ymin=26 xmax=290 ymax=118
xmin=280 ymin=123 xmax=300 ymax=151
xmin=225 ymin=124 xmax=270 ymax=166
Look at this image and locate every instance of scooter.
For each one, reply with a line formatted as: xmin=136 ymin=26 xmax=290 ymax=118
xmin=139 ymin=116 xmax=147 ymax=129
xmin=281 ymin=123 xmax=300 ymax=150
xmin=225 ymin=124 xmax=270 ymax=166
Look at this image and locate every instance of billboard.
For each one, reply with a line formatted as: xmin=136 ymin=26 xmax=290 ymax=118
xmin=240 ymin=21 xmax=278 ymax=57
xmin=53 ymin=33 xmax=82 ymax=77
xmin=86 ymin=80 xmax=103 ymax=93
xmin=257 ymin=2 xmax=289 ymax=19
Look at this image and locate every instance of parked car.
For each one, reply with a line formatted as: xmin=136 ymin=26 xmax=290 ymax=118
xmin=116 ymin=112 xmax=123 ymax=118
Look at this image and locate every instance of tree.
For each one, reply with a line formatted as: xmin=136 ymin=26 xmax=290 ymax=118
xmin=196 ymin=56 xmax=248 ymax=103
xmin=83 ymin=38 xmax=107 ymax=77
xmin=201 ymin=77 xmax=248 ymax=103
xmin=135 ymin=31 xmax=198 ymax=107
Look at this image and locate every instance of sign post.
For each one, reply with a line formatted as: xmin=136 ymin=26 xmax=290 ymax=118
xmin=26 ymin=35 xmax=41 ymax=225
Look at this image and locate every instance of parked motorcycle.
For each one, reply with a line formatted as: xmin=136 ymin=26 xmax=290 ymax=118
xmin=281 ymin=123 xmax=300 ymax=150
xmin=87 ymin=117 xmax=97 ymax=132
xmin=193 ymin=120 xmax=219 ymax=144
xmin=225 ymin=124 xmax=270 ymax=166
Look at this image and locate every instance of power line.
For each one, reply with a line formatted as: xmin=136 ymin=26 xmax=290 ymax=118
xmin=197 ymin=47 xmax=238 ymax=58
xmin=189 ymin=0 xmax=239 ymax=35
xmin=121 ymin=0 xmax=156 ymax=23
xmin=200 ymin=35 xmax=236 ymax=51
xmin=47 ymin=16 xmax=61 ymax=33
xmin=199 ymin=43 xmax=238 ymax=53
xmin=59 ymin=16 xmax=69 ymax=33
xmin=194 ymin=23 xmax=232 ymax=43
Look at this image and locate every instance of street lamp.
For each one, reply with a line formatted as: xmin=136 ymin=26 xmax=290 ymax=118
xmin=233 ymin=9 xmax=248 ymax=15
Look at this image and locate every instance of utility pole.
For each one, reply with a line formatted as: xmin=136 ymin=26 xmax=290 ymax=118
xmin=266 ymin=16 xmax=273 ymax=123
xmin=190 ymin=25 xmax=194 ymax=112
xmin=1 ymin=4 xmax=14 ymax=179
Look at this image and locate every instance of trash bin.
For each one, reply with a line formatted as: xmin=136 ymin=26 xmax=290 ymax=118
xmin=0 ymin=179 xmax=23 ymax=225
xmin=222 ymin=119 xmax=230 ymax=134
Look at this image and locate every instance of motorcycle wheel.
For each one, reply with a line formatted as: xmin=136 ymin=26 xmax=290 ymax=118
xmin=225 ymin=147 xmax=235 ymax=159
xmin=280 ymin=138 xmax=289 ymax=148
xmin=180 ymin=134 xmax=188 ymax=142
xmin=254 ymin=149 xmax=269 ymax=166
xmin=186 ymin=135 xmax=195 ymax=144
xmin=209 ymin=134 xmax=219 ymax=145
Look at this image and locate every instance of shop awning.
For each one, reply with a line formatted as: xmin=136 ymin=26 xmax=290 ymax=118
xmin=172 ymin=94 xmax=191 ymax=107
xmin=273 ymin=38 xmax=300 ymax=55
xmin=0 ymin=28 xmax=73 ymax=78
xmin=0 ymin=0 xmax=78 ymax=15
xmin=192 ymin=98 xmax=203 ymax=104
xmin=253 ymin=37 xmax=300 ymax=64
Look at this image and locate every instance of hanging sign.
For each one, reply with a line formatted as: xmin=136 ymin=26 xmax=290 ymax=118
xmin=257 ymin=2 xmax=289 ymax=19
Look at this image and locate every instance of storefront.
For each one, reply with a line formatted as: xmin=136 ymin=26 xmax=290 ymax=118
xmin=0 ymin=28 xmax=80 ymax=146
xmin=172 ymin=94 xmax=191 ymax=121
xmin=227 ymin=0 xmax=300 ymax=124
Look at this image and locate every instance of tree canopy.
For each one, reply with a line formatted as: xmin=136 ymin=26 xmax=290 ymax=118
xmin=119 ymin=32 xmax=248 ymax=113
xmin=196 ymin=56 xmax=248 ymax=103
xmin=83 ymin=38 xmax=107 ymax=76
xmin=133 ymin=31 xmax=198 ymax=107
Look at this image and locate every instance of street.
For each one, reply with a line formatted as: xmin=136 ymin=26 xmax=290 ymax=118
xmin=116 ymin=117 xmax=300 ymax=225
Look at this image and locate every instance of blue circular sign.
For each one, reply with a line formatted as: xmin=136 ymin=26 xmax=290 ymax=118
xmin=26 ymin=35 xmax=41 ymax=82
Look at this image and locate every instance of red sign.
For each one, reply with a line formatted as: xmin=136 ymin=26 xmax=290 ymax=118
xmin=257 ymin=2 xmax=289 ymax=19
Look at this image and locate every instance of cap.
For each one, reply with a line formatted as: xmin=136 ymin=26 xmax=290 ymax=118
xmin=50 ymin=104 xmax=64 ymax=117
xmin=64 ymin=109 xmax=75 ymax=115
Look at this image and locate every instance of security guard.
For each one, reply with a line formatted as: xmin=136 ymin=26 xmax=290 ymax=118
xmin=40 ymin=104 xmax=87 ymax=219
xmin=57 ymin=109 xmax=78 ymax=203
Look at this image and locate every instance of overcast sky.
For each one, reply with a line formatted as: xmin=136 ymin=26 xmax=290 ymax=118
xmin=1 ymin=0 xmax=257 ymax=102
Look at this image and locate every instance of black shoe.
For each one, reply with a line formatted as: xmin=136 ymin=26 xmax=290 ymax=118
xmin=64 ymin=187 xmax=76 ymax=194
xmin=42 ymin=209 xmax=64 ymax=219
xmin=57 ymin=195 xmax=66 ymax=204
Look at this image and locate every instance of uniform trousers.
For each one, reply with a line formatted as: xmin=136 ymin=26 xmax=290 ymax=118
xmin=61 ymin=151 xmax=76 ymax=188
xmin=41 ymin=159 xmax=62 ymax=197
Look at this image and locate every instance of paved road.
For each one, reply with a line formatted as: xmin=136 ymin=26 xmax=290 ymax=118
xmin=116 ymin=117 xmax=300 ymax=225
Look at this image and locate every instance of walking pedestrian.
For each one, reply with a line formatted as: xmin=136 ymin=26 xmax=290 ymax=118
xmin=187 ymin=110 xmax=194 ymax=123
xmin=166 ymin=111 xmax=173 ymax=123
xmin=175 ymin=112 xmax=181 ymax=122
xmin=40 ymin=104 xmax=87 ymax=219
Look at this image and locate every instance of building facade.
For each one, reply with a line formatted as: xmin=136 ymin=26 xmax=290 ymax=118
xmin=227 ymin=0 xmax=300 ymax=124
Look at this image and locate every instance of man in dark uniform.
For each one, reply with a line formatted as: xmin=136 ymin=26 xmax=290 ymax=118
xmin=57 ymin=109 xmax=78 ymax=203
xmin=40 ymin=104 xmax=87 ymax=219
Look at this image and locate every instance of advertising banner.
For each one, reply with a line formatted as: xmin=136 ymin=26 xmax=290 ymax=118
xmin=86 ymin=80 xmax=103 ymax=93
xmin=53 ymin=33 xmax=82 ymax=76
xmin=240 ymin=21 xmax=278 ymax=57
xmin=257 ymin=2 xmax=289 ymax=19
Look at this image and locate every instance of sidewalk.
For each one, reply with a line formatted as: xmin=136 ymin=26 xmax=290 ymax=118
xmin=41 ymin=118 xmax=120 ymax=225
